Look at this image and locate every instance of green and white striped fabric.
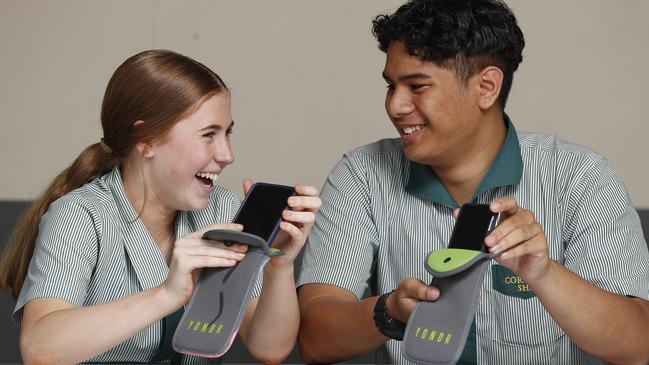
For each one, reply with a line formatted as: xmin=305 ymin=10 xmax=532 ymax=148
xmin=298 ymin=118 xmax=649 ymax=364
xmin=14 ymin=167 xmax=241 ymax=364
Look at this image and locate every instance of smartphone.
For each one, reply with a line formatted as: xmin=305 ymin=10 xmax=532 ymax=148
xmin=232 ymin=182 xmax=295 ymax=245
xmin=448 ymin=203 xmax=500 ymax=252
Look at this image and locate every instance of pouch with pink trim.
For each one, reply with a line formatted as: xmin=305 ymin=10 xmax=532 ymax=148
xmin=172 ymin=229 xmax=282 ymax=358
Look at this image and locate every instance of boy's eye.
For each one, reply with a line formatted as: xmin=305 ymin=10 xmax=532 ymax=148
xmin=410 ymin=84 xmax=426 ymax=91
xmin=386 ymin=84 xmax=395 ymax=91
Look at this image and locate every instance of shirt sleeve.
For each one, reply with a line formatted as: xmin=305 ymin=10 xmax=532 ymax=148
xmin=13 ymin=195 xmax=100 ymax=325
xmin=562 ymin=157 xmax=649 ymax=299
xmin=297 ymin=153 xmax=379 ymax=299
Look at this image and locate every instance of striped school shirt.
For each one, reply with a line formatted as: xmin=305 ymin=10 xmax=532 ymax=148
xmin=13 ymin=166 xmax=241 ymax=364
xmin=297 ymin=117 xmax=649 ymax=364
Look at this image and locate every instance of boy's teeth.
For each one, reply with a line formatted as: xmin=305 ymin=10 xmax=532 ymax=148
xmin=404 ymin=125 xmax=424 ymax=135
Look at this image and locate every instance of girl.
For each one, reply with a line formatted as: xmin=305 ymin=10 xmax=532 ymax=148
xmin=0 ymin=50 xmax=320 ymax=364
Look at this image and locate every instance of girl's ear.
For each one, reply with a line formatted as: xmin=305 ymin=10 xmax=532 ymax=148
xmin=135 ymin=142 xmax=154 ymax=158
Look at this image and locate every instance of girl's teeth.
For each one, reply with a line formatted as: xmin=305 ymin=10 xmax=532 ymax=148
xmin=196 ymin=172 xmax=219 ymax=182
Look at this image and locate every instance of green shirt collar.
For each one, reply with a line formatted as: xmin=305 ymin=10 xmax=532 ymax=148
xmin=405 ymin=114 xmax=523 ymax=208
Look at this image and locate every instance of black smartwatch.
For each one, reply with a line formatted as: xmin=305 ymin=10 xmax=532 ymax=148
xmin=373 ymin=291 xmax=406 ymax=341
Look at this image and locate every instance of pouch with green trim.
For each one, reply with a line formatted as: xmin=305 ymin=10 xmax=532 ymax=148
xmin=402 ymin=249 xmax=498 ymax=364
xmin=402 ymin=203 xmax=500 ymax=365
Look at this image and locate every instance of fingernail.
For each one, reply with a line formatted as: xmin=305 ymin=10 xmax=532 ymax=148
xmin=491 ymin=202 xmax=500 ymax=210
xmin=485 ymin=235 xmax=496 ymax=245
xmin=288 ymin=197 xmax=297 ymax=205
xmin=491 ymin=244 xmax=501 ymax=253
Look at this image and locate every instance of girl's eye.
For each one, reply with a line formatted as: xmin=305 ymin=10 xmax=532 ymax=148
xmin=226 ymin=128 xmax=233 ymax=136
xmin=203 ymin=132 xmax=216 ymax=139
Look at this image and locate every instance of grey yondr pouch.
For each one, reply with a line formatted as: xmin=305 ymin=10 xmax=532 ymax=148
xmin=402 ymin=248 xmax=499 ymax=364
xmin=172 ymin=229 xmax=281 ymax=358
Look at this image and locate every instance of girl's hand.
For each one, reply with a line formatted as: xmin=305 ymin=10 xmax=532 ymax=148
xmin=160 ymin=223 xmax=248 ymax=307
xmin=242 ymin=179 xmax=321 ymax=269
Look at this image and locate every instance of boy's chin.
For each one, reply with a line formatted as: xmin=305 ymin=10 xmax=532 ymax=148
xmin=404 ymin=147 xmax=429 ymax=164
xmin=404 ymin=145 xmax=442 ymax=166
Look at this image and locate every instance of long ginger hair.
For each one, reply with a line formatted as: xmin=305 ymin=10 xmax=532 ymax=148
xmin=0 ymin=50 xmax=227 ymax=299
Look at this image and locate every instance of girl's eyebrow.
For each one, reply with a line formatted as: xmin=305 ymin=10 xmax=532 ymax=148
xmin=198 ymin=120 xmax=235 ymax=132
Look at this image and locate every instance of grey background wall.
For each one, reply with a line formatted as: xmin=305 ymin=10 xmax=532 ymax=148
xmin=1 ymin=0 xmax=648 ymax=207
xmin=1 ymin=0 xmax=649 ymax=363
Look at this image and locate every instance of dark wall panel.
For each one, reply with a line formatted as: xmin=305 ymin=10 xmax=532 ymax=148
xmin=639 ymin=210 xmax=649 ymax=243
xmin=0 ymin=201 xmax=28 ymax=363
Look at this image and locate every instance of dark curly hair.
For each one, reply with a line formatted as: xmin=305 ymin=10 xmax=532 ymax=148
xmin=372 ymin=0 xmax=524 ymax=107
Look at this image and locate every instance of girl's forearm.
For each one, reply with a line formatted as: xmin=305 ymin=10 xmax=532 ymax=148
xmin=21 ymin=285 xmax=178 ymax=365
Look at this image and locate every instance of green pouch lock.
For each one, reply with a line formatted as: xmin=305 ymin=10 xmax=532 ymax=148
xmin=425 ymin=248 xmax=497 ymax=277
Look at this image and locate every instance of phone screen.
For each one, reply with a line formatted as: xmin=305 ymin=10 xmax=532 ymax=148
xmin=448 ymin=204 xmax=499 ymax=252
xmin=233 ymin=183 xmax=295 ymax=245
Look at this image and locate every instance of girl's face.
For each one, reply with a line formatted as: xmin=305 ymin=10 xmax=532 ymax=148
xmin=146 ymin=93 xmax=234 ymax=212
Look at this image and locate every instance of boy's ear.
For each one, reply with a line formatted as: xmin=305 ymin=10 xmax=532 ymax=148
xmin=476 ymin=66 xmax=504 ymax=110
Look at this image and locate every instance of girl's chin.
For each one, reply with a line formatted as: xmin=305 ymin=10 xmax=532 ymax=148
xmin=181 ymin=196 xmax=210 ymax=212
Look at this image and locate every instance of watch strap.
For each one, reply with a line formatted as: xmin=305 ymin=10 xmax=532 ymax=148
xmin=374 ymin=291 xmax=406 ymax=340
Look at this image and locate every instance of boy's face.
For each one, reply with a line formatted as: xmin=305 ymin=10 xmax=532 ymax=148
xmin=382 ymin=41 xmax=485 ymax=168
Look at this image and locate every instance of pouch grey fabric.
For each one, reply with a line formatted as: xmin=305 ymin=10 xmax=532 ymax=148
xmin=172 ymin=230 xmax=273 ymax=358
xmin=402 ymin=259 xmax=490 ymax=364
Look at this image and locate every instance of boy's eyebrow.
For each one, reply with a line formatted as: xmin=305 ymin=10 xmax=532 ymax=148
xmin=383 ymin=71 xmax=432 ymax=83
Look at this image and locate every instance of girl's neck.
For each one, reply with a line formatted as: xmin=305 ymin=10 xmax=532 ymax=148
xmin=121 ymin=161 xmax=177 ymax=260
